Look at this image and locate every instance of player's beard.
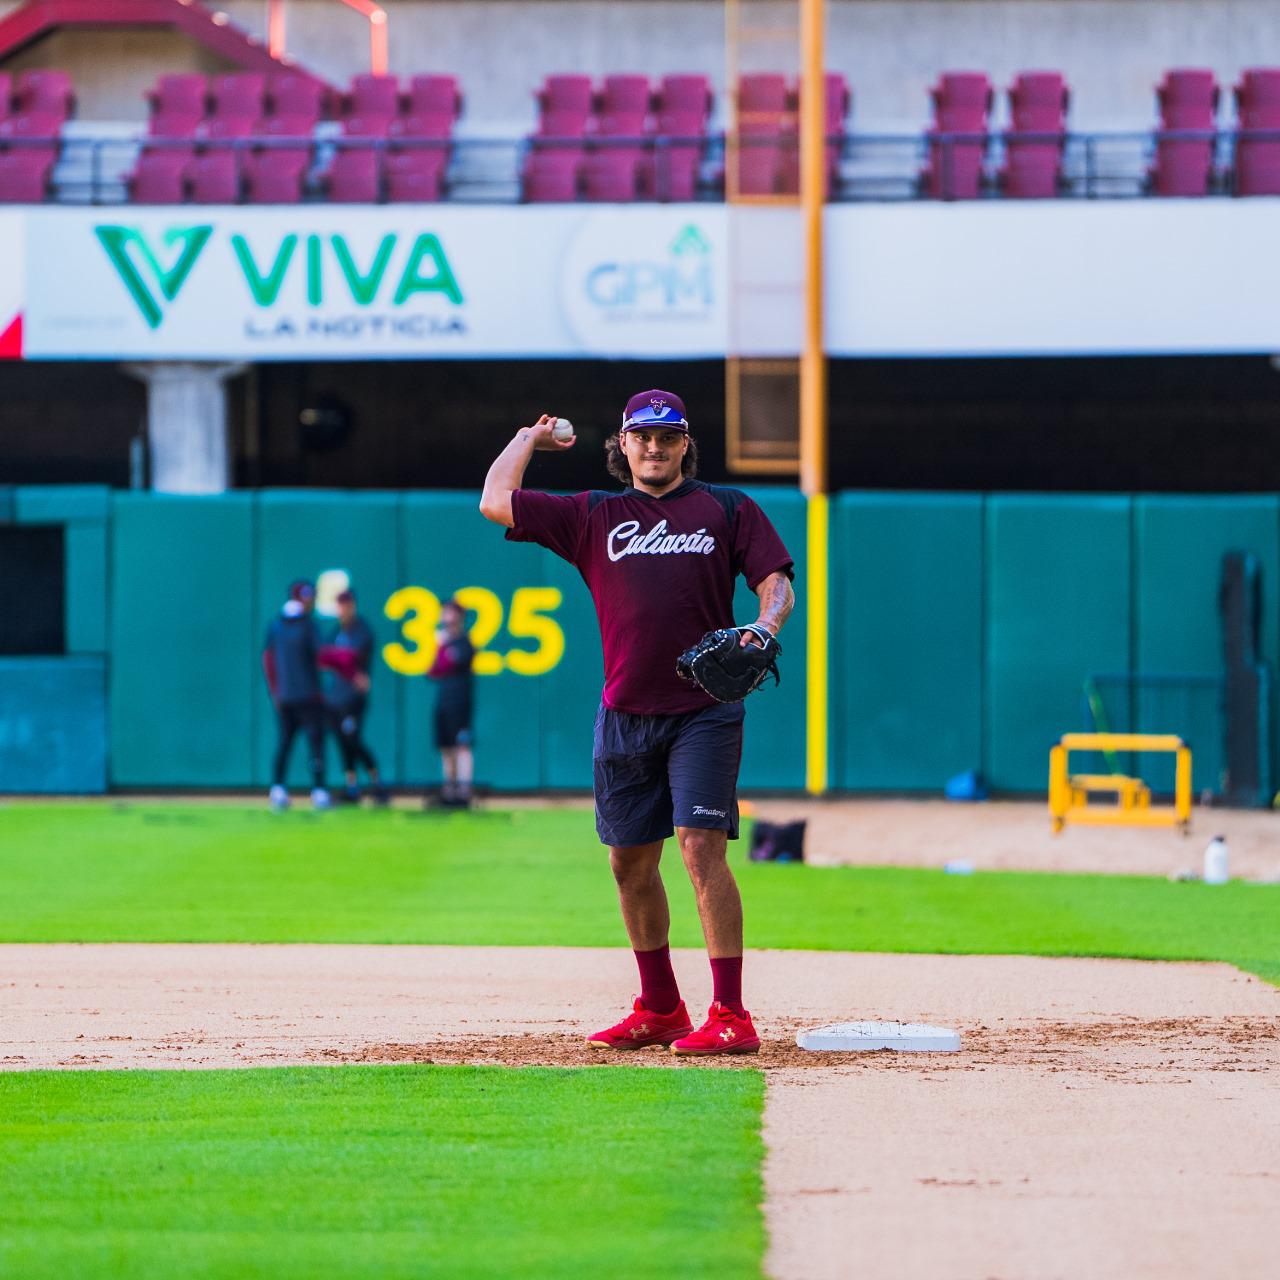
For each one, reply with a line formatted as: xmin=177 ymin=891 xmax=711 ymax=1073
xmin=636 ymin=454 xmax=681 ymax=486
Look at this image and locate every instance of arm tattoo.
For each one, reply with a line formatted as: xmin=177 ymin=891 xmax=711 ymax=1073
xmin=754 ymin=572 xmax=794 ymax=636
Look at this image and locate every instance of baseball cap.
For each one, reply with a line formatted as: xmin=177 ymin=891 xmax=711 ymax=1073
xmin=621 ymin=389 xmax=689 ymax=434
xmin=288 ymin=579 xmax=316 ymax=602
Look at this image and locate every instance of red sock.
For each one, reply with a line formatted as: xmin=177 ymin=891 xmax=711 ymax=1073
xmin=634 ymin=946 xmax=681 ymax=1015
xmin=710 ymin=956 xmax=745 ymax=1015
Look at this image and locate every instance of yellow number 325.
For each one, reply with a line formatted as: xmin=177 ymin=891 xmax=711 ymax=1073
xmin=381 ymin=585 xmax=565 ymax=678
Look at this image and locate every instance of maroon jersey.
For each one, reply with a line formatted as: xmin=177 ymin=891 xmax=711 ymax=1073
xmin=507 ymin=478 xmax=793 ymax=715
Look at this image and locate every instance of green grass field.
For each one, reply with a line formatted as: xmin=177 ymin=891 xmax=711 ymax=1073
xmin=0 ymin=1064 xmax=764 ymax=1280
xmin=2 ymin=803 xmax=1277 ymax=982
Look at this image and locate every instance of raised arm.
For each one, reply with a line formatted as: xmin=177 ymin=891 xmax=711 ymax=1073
xmin=479 ymin=414 xmax=576 ymax=528
xmin=744 ymin=570 xmax=794 ymax=646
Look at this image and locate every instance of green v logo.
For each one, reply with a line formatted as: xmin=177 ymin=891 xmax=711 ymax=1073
xmin=95 ymin=225 xmax=214 ymax=330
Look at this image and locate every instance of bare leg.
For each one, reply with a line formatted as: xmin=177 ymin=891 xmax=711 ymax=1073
xmin=440 ymin=747 xmax=457 ymax=800
xmin=676 ymin=827 xmax=743 ymax=958
xmin=609 ymin=841 xmax=669 ymax=951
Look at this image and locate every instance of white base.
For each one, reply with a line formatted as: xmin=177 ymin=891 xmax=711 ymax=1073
xmin=797 ymin=1020 xmax=961 ymax=1053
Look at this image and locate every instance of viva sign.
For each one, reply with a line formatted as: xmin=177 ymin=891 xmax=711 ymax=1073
xmin=94 ymin=223 xmax=464 ymax=331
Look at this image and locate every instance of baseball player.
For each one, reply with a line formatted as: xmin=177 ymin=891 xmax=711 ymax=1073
xmin=427 ymin=598 xmax=476 ymax=807
xmin=322 ymin=588 xmax=389 ymax=805
xmin=479 ymin=391 xmax=794 ymax=1055
xmin=262 ymin=579 xmax=331 ymax=811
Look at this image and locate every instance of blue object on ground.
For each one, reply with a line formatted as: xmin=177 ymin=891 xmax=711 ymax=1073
xmin=944 ymin=769 xmax=988 ymax=801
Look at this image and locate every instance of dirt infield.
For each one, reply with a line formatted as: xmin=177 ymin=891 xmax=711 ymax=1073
xmin=3 ymin=944 xmax=1277 ymax=1279
xmin=749 ymin=795 xmax=1280 ymax=879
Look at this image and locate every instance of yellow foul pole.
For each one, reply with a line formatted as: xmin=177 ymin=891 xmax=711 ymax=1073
xmin=799 ymin=0 xmax=829 ymax=793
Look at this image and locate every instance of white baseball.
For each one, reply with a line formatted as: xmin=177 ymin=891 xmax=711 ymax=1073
xmin=551 ymin=417 xmax=574 ymax=441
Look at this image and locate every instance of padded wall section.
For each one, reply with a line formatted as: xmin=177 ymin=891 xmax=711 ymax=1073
xmin=832 ymin=493 xmax=983 ymax=789
xmin=15 ymin=485 xmax=109 ymax=654
xmin=253 ymin=492 xmax=401 ymax=788
xmin=1133 ymin=496 xmax=1280 ymax=792
xmin=0 ymin=657 xmax=106 ymax=793
xmin=110 ymin=494 xmax=254 ymax=785
xmin=398 ymin=494 xmax=545 ymax=791
xmin=984 ymin=496 xmax=1132 ymax=791
xmin=734 ymin=487 xmax=807 ymax=791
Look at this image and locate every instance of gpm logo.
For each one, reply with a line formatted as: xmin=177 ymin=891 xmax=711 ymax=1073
xmin=94 ymin=225 xmax=464 ymax=330
xmin=584 ymin=223 xmax=713 ymax=313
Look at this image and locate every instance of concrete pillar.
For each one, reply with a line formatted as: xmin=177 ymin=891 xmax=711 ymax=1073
xmin=123 ymin=362 xmax=246 ymax=495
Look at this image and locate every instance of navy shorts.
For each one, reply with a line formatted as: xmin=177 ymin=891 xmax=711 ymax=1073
xmin=593 ymin=700 xmax=746 ymax=847
xmin=434 ymin=702 xmax=473 ymax=749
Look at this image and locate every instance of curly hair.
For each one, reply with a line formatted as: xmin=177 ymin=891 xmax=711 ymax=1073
xmin=604 ymin=433 xmax=699 ymax=486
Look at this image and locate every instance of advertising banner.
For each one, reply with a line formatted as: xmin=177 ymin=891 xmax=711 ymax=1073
xmin=0 ymin=210 xmax=23 ymax=358
xmin=23 ymin=205 xmax=729 ymax=361
xmin=826 ymin=199 xmax=1280 ymax=356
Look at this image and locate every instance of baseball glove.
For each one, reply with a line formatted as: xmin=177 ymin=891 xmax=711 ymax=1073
xmin=675 ymin=624 xmax=782 ymax=703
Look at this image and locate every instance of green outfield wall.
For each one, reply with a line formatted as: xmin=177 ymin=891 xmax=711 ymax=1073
xmin=1 ymin=487 xmax=1275 ymax=797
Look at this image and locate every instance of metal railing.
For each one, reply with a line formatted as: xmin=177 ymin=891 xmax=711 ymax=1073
xmin=11 ymin=126 xmax=1280 ymax=204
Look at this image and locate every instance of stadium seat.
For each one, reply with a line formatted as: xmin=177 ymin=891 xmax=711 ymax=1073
xmin=535 ymin=75 xmax=593 ymax=138
xmin=1233 ymin=68 xmax=1280 ymax=195
xmin=921 ymin=71 xmax=992 ymax=199
xmin=0 ymin=72 xmax=10 ymax=125
xmin=1157 ymin=68 xmax=1219 ymax=126
xmin=521 ymin=147 xmax=582 ymax=201
xmin=14 ymin=69 xmax=73 ymax=119
xmin=657 ymin=75 xmax=712 ymax=119
xmin=187 ymin=151 xmax=241 ymax=203
xmin=267 ymin=74 xmax=324 ymax=124
xmin=597 ymin=74 xmax=650 ymax=118
xmin=386 ymin=113 xmax=453 ymax=201
xmin=210 ymin=73 xmax=266 ymax=124
xmin=147 ymin=73 xmax=206 ymax=127
xmin=347 ymin=74 xmax=399 ymax=124
xmin=0 ymin=148 xmax=54 ymax=201
xmin=730 ymin=74 xmax=793 ymax=198
xmin=244 ymin=114 xmax=313 ymax=203
xmin=1149 ymin=138 xmax=1214 ymax=195
xmin=738 ymin=73 xmax=789 ymax=121
xmin=404 ymin=75 xmax=462 ymax=126
xmin=128 ymin=148 xmax=193 ymax=204
xmin=582 ymin=148 xmax=640 ymax=201
xmin=385 ymin=149 xmax=449 ymax=202
xmin=1000 ymin=71 xmax=1069 ymax=198
xmin=322 ymin=115 xmax=390 ymax=202
xmin=778 ymin=72 xmax=851 ymax=196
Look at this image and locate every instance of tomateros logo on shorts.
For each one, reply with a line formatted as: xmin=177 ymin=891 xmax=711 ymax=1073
xmin=560 ymin=212 xmax=726 ymax=355
xmin=93 ymin=223 xmax=464 ymax=337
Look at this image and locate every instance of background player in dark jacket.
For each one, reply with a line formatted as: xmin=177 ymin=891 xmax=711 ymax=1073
xmin=323 ymin=588 xmax=389 ymax=805
xmin=263 ymin=580 xmax=331 ymax=811
xmin=480 ymin=391 xmax=794 ymax=1057
xmin=426 ymin=598 xmax=475 ymax=806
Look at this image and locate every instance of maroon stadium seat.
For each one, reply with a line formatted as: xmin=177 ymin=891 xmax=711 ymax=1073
xmin=642 ymin=109 xmax=705 ymax=200
xmin=347 ymin=74 xmax=399 ymax=125
xmin=243 ymin=114 xmax=313 ymax=202
xmin=404 ymin=75 xmax=462 ymax=125
xmin=0 ymin=150 xmax=53 ymax=201
xmin=186 ymin=149 xmax=241 ymax=202
xmin=522 ymin=147 xmax=582 ymax=201
xmin=210 ymin=73 xmax=266 ymax=123
xmin=1149 ymin=138 xmax=1214 ymax=195
xmin=582 ymin=148 xmax=641 ymax=201
xmin=778 ymin=72 xmax=850 ymax=196
xmin=14 ymin=69 xmax=73 ymax=119
xmin=921 ymin=72 xmax=991 ymax=199
xmin=597 ymin=75 xmax=650 ymax=118
xmin=657 ymin=75 xmax=712 ymax=118
xmin=1000 ymin=71 xmax=1068 ymax=198
xmin=386 ymin=112 xmax=453 ymax=200
xmin=385 ymin=149 xmax=449 ymax=202
xmin=1234 ymin=68 xmax=1280 ymax=195
xmin=1157 ymin=68 xmax=1219 ymax=127
xmin=322 ymin=115 xmax=390 ymax=202
xmin=267 ymin=74 xmax=324 ymax=124
xmin=0 ymin=72 xmax=11 ymax=124
xmin=535 ymin=75 xmax=593 ymax=138
xmin=738 ymin=73 xmax=789 ymax=119
xmin=128 ymin=149 xmax=191 ymax=203
xmin=147 ymin=74 xmax=206 ymax=123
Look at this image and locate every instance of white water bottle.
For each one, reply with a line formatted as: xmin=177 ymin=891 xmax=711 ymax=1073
xmin=1203 ymin=836 xmax=1229 ymax=885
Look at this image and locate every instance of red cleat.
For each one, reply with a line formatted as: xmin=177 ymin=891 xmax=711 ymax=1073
xmin=586 ymin=997 xmax=693 ymax=1050
xmin=670 ymin=1002 xmax=761 ymax=1056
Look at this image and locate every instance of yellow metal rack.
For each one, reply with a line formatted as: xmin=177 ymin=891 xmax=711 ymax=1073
xmin=1048 ymin=733 xmax=1192 ymax=834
